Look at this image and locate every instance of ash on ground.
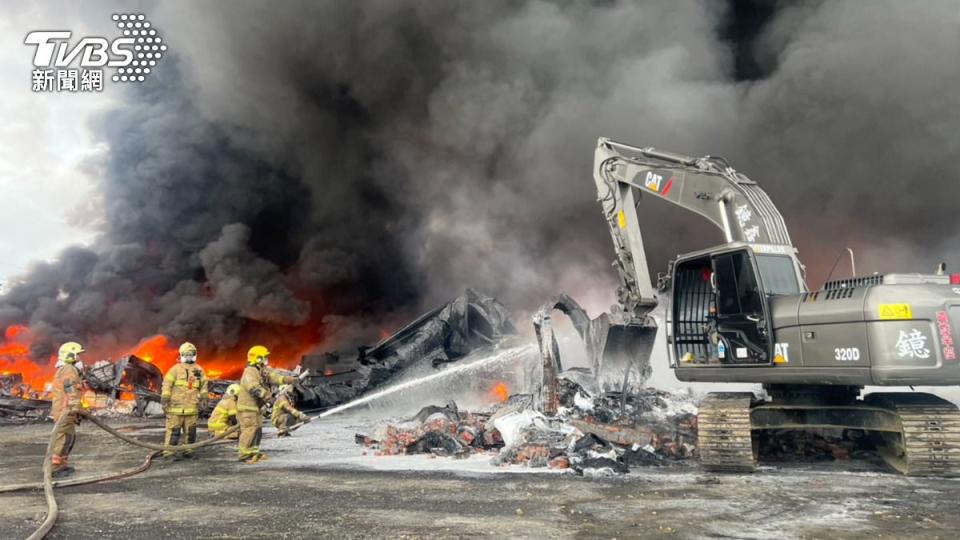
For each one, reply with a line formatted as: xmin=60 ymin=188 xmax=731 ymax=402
xmin=355 ymin=373 xmax=699 ymax=476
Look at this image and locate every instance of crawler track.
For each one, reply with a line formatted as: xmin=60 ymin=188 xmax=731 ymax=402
xmin=867 ymin=392 xmax=960 ymax=476
xmin=697 ymin=392 xmax=755 ymax=473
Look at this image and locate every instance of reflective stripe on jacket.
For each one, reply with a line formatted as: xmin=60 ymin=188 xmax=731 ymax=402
xmin=208 ymin=395 xmax=238 ymax=428
xmin=50 ymin=364 xmax=82 ymax=421
xmin=271 ymin=393 xmax=306 ymax=424
xmin=237 ymin=366 xmax=296 ymax=413
xmin=161 ymin=363 xmax=207 ymax=415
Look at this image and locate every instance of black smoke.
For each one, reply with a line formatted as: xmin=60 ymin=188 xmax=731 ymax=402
xmin=3 ymin=0 xmax=960 ymax=360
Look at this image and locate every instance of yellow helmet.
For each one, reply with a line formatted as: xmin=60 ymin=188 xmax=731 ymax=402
xmin=58 ymin=342 xmax=85 ymax=364
xmin=247 ymin=345 xmax=270 ymax=366
xmin=278 ymin=384 xmax=293 ymax=395
xmin=178 ymin=342 xmax=198 ymax=363
xmin=226 ymin=383 xmax=241 ymax=397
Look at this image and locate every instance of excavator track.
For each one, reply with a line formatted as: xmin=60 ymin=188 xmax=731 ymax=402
xmin=866 ymin=393 xmax=960 ymax=476
xmin=697 ymin=392 xmax=755 ymax=473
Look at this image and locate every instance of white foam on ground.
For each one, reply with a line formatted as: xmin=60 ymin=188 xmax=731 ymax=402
xmin=260 ymin=415 xmax=567 ymax=475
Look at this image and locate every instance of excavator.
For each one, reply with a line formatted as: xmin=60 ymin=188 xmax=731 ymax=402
xmin=537 ymin=137 xmax=960 ymax=476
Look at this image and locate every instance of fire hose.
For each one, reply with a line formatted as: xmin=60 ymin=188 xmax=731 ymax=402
xmin=15 ymin=411 xmax=241 ymax=540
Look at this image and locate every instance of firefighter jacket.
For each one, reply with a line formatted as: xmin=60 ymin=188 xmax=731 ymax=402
xmin=271 ymin=393 xmax=307 ymax=424
xmin=237 ymin=366 xmax=296 ymax=413
xmin=208 ymin=394 xmax=238 ymax=430
xmin=50 ymin=363 xmax=82 ymax=421
xmin=161 ymin=363 xmax=207 ymax=415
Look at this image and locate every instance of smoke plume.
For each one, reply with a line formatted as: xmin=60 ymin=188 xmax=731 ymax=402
xmin=3 ymin=0 xmax=960 ymax=361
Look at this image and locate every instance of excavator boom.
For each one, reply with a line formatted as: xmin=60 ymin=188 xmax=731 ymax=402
xmin=593 ymin=138 xmax=799 ymax=317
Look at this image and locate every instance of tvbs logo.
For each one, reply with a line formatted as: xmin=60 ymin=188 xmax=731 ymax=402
xmin=25 ymin=13 xmax=166 ymax=92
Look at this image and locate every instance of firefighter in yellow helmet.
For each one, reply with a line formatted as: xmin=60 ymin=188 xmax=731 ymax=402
xmin=207 ymin=383 xmax=240 ymax=439
xmin=49 ymin=342 xmax=87 ymax=477
xmin=271 ymin=384 xmax=310 ymax=437
xmin=160 ymin=342 xmax=208 ymax=459
xmin=236 ymin=345 xmax=308 ymax=463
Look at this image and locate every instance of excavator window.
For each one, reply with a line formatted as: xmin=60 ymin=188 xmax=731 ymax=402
xmin=714 ymin=252 xmax=762 ymax=317
xmin=711 ymin=250 xmax=769 ymax=364
xmin=756 ymin=255 xmax=802 ymax=296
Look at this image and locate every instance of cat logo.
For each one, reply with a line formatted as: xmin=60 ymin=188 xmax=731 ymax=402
xmin=773 ymin=342 xmax=790 ymax=364
xmin=643 ymin=170 xmax=674 ymax=196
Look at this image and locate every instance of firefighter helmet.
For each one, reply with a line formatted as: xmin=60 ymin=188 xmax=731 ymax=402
xmin=247 ymin=345 xmax=270 ymax=366
xmin=226 ymin=383 xmax=241 ymax=397
xmin=178 ymin=342 xmax=198 ymax=363
xmin=57 ymin=342 xmax=85 ymax=364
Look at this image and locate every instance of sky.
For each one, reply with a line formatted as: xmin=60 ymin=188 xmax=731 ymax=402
xmin=0 ymin=3 xmax=116 ymax=287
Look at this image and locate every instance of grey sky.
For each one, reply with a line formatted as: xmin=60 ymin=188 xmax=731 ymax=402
xmin=0 ymin=3 xmax=117 ymax=286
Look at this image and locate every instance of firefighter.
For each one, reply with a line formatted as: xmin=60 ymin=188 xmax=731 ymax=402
xmin=236 ymin=345 xmax=308 ymax=463
xmin=271 ymin=384 xmax=311 ymax=436
xmin=49 ymin=342 xmax=86 ymax=477
xmin=207 ymin=383 xmax=240 ymax=439
xmin=160 ymin=342 xmax=208 ymax=459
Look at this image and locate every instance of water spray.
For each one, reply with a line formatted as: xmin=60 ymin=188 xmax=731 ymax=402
xmin=312 ymin=344 xmax=536 ymax=420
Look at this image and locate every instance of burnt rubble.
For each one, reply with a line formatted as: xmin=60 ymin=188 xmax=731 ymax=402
xmin=1 ymin=373 xmax=50 ymax=422
xmin=86 ymin=356 xmax=164 ymax=416
xmin=355 ymin=376 xmax=699 ymax=475
xmin=1 ymin=355 xmax=167 ymax=423
xmin=296 ymin=289 xmax=516 ymax=409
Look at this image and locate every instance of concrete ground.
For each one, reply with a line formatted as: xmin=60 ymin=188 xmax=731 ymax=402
xmin=2 ymin=418 xmax=960 ymax=539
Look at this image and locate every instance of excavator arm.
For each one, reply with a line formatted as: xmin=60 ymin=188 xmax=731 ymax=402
xmin=593 ymin=138 xmax=795 ymax=318
xmin=533 ymin=137 xmax=799 ymax=412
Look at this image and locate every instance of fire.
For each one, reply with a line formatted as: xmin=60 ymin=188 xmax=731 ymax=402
xmin=1 ymin=320 xmax=324 ymax=396
xmin=489 ymin=381 xmax=509 ymax=403
xmin=131 ymin=334 xmax=176 ymax=367
xmin=5 ymin=324 xmax=28 ymax=341
xmin=0 ymin=325 xmax=55 ymax=393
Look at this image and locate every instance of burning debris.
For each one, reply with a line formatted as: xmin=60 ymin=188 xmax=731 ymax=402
xmin=86 ymin=356 xmax=163 ymax=417
xmin=1 ymin=372 xmax=37 ymax=399
xmin=354 ymin=376 xmax=699 ymax=475
xmin=0 ymin=395 xmax=51 ymax=422
xmin=1 ymin=372 xmax=50 ymax=421
xmin=296 ymin=289 xmax=516 ymax=409
xmin=1 ymin=290 xmax=518 ymax=424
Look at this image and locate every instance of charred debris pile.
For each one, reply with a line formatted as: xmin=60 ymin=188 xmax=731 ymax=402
xmin=355 ymin=377 xmax=700 ymax=476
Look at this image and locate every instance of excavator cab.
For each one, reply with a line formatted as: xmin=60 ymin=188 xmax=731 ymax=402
xmin=713 ymin=249 xmax=770 ymax=364
xmin=670 ymin=244 xmax=802 ymax=367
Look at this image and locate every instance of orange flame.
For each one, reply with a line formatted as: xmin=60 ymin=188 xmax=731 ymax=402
xmin=2 ymin=315 xmax=327 ymax=395
xmin=0 ymin=325 xmax=55 ymax=393
xmin=489 ymin=381 xmax=509 ymax=403
xmin=124 ymin=333 xmax=317 ymax=381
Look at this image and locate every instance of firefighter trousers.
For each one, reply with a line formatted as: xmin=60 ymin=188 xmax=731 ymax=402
xmin=237 ymin=411 xmax=263 ymax=460
xmin=273 ymin=412 xmax=297 ymax=435
xmin=51 ymin=412 xmax=77 ymax=464
xmin=164 ymin=413 xmax=198 ymax=457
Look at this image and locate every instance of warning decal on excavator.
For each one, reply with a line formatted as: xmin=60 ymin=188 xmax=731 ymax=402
xmin=879 ymin=303 xmax=913 ymax=320
xmin=617 ymin=210 xmax=627 ymax=229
